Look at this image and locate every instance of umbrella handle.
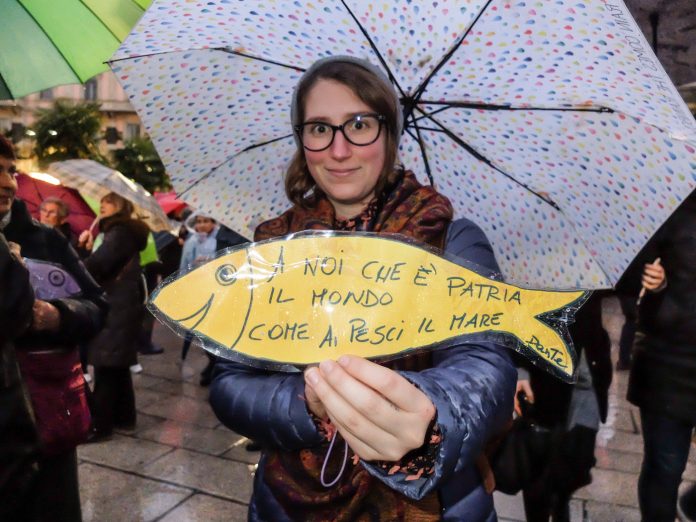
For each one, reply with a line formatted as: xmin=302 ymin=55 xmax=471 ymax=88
xmin=88 ymin=216 xmax=100 ymax=233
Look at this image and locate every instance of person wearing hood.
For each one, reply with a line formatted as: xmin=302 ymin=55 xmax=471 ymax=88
xmin=208 ymin=56 xmax=515 ymax=521
xmin=79 ymin=192 xmax=150 ymax=440
xmin=179 ymin=213 xmax=247 ymax=385
xmin=626 ymin=190 xmax=696 ymax=522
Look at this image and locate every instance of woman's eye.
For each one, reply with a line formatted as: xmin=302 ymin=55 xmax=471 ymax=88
xmin=349 ymin=119 xmax=370 ymax=131
xmin=309 ymin=124 xmax=329 ymax=136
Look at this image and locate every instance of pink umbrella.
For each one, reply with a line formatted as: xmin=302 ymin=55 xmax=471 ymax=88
xmin=154 ymin=191 xmax=187 ymax=216
xmin=15 ymin=172 xmax=96 ymax=236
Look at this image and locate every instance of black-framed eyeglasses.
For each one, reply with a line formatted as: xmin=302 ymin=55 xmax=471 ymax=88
xmin=294 ymin=113 xmax=385 ymax=152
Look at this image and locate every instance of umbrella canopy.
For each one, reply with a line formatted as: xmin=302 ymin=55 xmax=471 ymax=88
xmin=0 ymin=0 xmax=151 ymax=100
xmin=15 ymin=172 xmax=96 ymax=236
xmin=154 ymin=191 xmax=187 ymax=216
xmin=110 ymin=0 xmax=696 ymax=289
xmin=46 ymin=159 xmax=170 ymax=232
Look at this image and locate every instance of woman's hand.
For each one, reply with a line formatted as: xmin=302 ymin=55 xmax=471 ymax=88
xmin=78 ymin=230 xmax=94 ymax=251
xmin=642 ymin=259 xmax=666 ymax=292
xmin=304 ymin=355 xmax=436 ymax=462
xmin=514 ymin=379 xmax=534 ymax=417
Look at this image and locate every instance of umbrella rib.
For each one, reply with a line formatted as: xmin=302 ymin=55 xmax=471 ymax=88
xmin=220 ymin=48 xmax=305 ymax=72
xmin=338 ymin=0 xmax=407 ymax=99
xmin=77 ymin=0 xmax=123 ymax=43
xmin=412 ymin=0 xmax=495 ymax=102
xmin=416 ymin=101 xmax=615 ymax=114
xmin=406 ymin=121 xmax=435 ymax=186
xmin=419 ymin=115 xmax=562 ymax=211
xmin=176 ymin=134 xmax=294 ymax=198
xmin=15 ymin=3 xmax=88 ymax=83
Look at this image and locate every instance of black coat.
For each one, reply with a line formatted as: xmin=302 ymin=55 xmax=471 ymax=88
xmin=0 ymin=233 xmax=40 ymax=516
xmin=520 ymin=291 xmax=613 ymax=426
xmin=85 ymin=215 xmax=149 ymax=367
xmin=628 ymin=194 xmax=696 ymax=423
xmin=3 ymin=200 xmax=107 ymax=351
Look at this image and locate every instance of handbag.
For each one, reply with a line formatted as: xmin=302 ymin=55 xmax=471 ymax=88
xmin=16 ymin=349 xmax=91 ymax=456
xmin=489 ymin=399 xmax=552 ymax=495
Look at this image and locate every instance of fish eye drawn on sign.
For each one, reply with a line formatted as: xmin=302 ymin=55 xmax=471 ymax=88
xmin=148 ymin=231 xmax=589 ymax=383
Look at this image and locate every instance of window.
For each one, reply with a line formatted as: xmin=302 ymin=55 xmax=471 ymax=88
xmin=125 ymin=123 xmax=141 ymax=140
xmin=84 ymin=79 xmax=98 ymax=101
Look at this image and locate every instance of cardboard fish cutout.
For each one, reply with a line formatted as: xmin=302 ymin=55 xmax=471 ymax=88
xmin=25 ymin=258 xmax=81 ymax=300
xmin=149 ymin=232 xmax=588 ymax=382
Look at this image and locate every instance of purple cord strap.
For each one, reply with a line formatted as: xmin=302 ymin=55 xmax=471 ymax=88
xmin=320 ymin=430 xmax=349 ymax=488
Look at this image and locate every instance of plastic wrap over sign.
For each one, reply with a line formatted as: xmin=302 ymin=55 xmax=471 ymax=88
xmin=149 ymin=232 xmax=588 ymax=382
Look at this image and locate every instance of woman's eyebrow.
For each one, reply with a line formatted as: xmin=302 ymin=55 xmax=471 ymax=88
xmin=303 ymin=111 xmax=372 ymax=122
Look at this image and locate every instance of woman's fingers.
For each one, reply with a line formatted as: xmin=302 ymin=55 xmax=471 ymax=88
xmin=335 ymin=355 xmax=435 ymax=416
xmin=305 ymin=357 xmax=436 ymax=460
xmin=642 ymin=262 xmax=665 ymax=290
xmin=305 ymin=365 xmax=399 ymax=458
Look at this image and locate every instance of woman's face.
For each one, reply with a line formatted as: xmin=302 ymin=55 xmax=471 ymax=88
xmin=100 ymin=198 xmax=119 ymax=218
xmin=194 ymin=217 xmax=216 ymax=234
xmin=302 ymin=79 xmax=386 ymax=219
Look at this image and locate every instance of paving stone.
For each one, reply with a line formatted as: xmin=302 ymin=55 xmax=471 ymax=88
xmin=151 ymin=379 xmax=211 ymax=401
xmin=158 ymin=494 xmax=247 ymax=522
xmin=574 ymin=468 xmax=639 ymax=508
xmin=137 ymin=420 xmax=238 ymax=455
xmin=142 ymin=360 xmax=199 ymax=382
xmin=80 ymin=462 xmax=191 ymax=522
xmin=136 ymin=388 xmax=174 ymax=410
xmin=131 ymin=373 xmax=171 ymax=390
xmin=142 ymin=448 xmax=254 ymax=503
xmin=220 ymin=435 xmax=262 ymax=465
xmin=138 ymin=395 xmax=221 ymax=428
xmin=493 ymin=492 xmax=524 ymax=521
xmin=584 ymin=500 xmax=641 ymax=522
xmin=596 ymin=429 xmax=644 ymax=454
xmin=114 ymin=413 xmax=167 ymax=436
xmin=78 ymin=434 xmax=174 ymax=472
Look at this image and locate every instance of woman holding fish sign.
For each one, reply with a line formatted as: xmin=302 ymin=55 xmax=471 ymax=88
xmin=209 ymin=56 xmax=516 ymax=521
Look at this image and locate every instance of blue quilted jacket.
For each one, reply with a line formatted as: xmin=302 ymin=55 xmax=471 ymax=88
xmin=210 ymin=219 xmax=516 ymax=521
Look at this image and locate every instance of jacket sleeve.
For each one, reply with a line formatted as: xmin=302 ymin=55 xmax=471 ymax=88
xmin=0 ymin=234 xmax=34 ymax=340
xmin=45 ymin=229 xmax=108 ymax=344
xmin=179 ymin=238 xmax=194 ymax=271
xmin=209 ymin=361 xmax=324 ymax=450
xmin=361 ymin=218 xmax=515 ymax=498
xmin=84 ymin=225 xmax=139 ymax=284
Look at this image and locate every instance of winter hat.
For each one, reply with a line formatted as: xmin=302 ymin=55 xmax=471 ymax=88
xmin=290 ymin=55 xmax=403 ymax=148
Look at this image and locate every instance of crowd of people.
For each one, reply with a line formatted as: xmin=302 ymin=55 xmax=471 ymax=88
xmin=1 ymin=56 xmax=695 ymax=522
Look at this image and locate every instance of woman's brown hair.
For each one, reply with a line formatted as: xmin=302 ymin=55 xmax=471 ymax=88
xmin=102 ymin=192 xmax=134 ymax=220
xmin=286 ymin=60 xmax=401 ymax=208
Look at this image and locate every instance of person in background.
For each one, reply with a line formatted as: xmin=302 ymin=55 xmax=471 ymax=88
xmin=39 ymin=197 xmax=76 ymax=245
xmin=179 ymin=213 xmax=247 ymax=386
xmin=0 ymin=225 xmax=40 ymax=520
xmin=79 ymin=192 xmax=150 ymax=441
xmin=1 ymin=135 xmax=107 ymax=521
xmin=209 ymin=56 xmax=515 ymax=521
xmin=627 ymin=190 xmax=696 ymax=522
xmin=513 ymin=291 xmax=612 ymax=521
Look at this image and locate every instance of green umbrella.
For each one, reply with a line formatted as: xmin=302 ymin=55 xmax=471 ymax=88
xmin=0 ymin=0 xmax=151 ymax=100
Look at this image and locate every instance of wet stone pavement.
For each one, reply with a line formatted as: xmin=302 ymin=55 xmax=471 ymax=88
xmin=78 ymin=296 xmax=695 ymax=521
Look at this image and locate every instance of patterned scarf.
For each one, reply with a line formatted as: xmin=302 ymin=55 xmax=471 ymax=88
xmin=255 ymin=170 xmax=453 ymax=521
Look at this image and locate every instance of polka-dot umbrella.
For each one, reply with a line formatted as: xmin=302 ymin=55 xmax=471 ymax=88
xmin=109 ymin=0 xmax=696 ymax=289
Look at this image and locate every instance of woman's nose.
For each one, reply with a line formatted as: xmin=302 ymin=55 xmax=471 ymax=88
xmin=329 ymin=130 xmax=352 ymax=159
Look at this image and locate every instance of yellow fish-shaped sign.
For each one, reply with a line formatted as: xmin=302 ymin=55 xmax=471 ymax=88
xmin=149 ymin=232 xmax=588 ymax=382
